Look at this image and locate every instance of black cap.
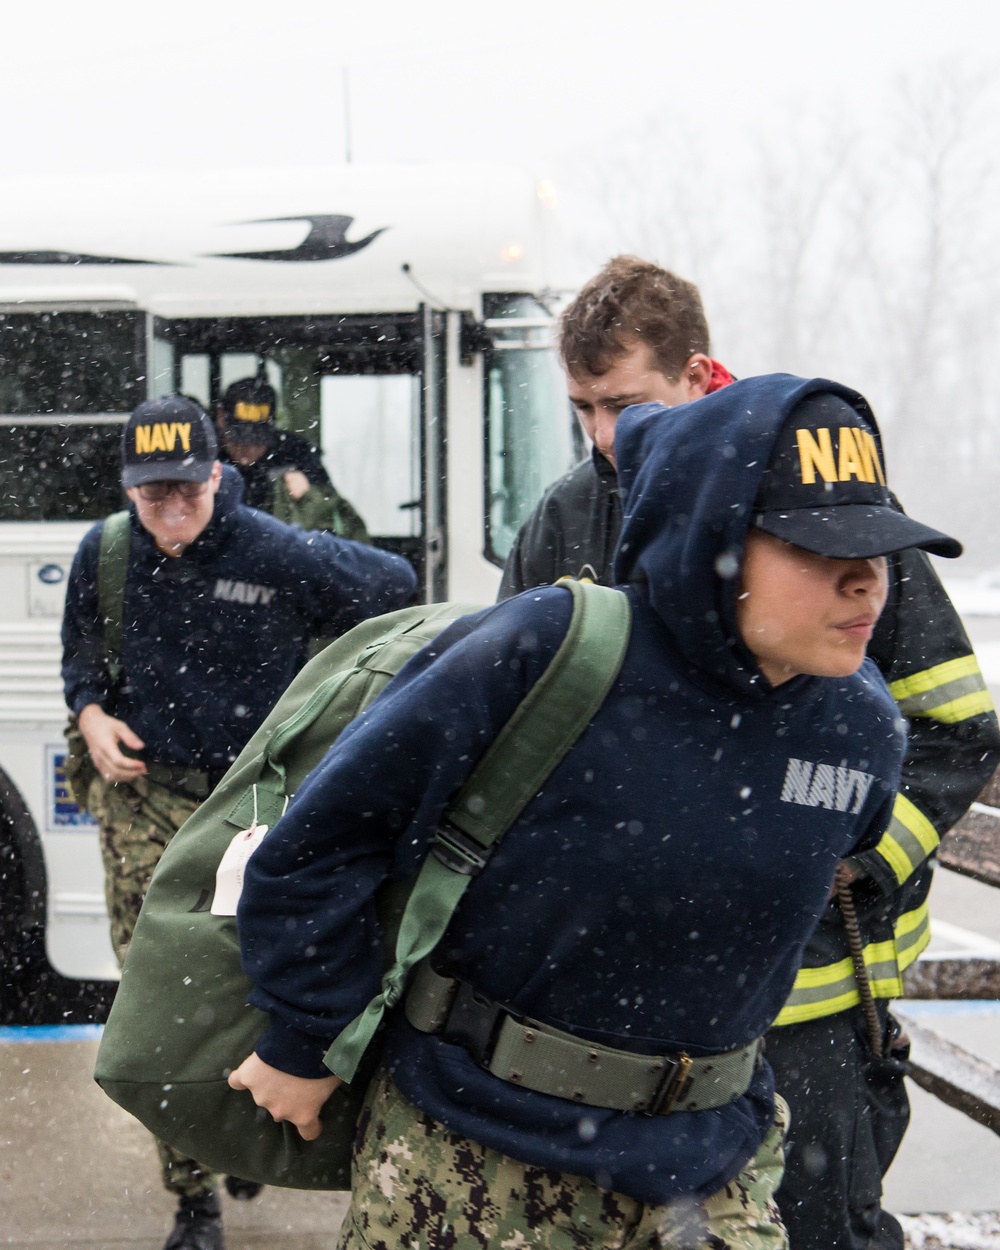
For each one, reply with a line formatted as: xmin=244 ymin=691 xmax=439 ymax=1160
xmin=121 ymin=396 xmax=218 ymax=488
xmin=220 ymin=377 xmax=277 ymax=444
xmin=754 ymin=392 xmax=962 ymax=560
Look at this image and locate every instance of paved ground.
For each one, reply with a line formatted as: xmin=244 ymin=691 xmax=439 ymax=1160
xmin=898 ymin=1212 xmax=1000 ymax=1249
xmin=0 ymin=1033 xmax=348 ymax=1248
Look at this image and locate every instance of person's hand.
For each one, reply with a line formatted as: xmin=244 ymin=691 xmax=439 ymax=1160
xmin=228 ymin=1052 xmax=341 ymax=1141
xmin=837 ymin=861 xmax=861 ymax=886
xmin=283 ymin=470 xmax=311 ymax=502
xmin=77 ymin=704 xmax=147 ymax=783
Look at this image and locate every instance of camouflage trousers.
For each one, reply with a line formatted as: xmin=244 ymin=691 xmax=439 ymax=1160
xmin=337 ymin=1069 xmax=790 ymax=1250
xmin=88 ymin=772 xmax=221 ymax=1199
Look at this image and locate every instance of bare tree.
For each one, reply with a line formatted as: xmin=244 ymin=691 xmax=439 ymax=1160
xmin=558 ymin=57 xmax=1000 ymax=565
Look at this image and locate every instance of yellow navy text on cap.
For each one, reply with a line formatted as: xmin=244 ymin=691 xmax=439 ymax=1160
xmin=795 ymin=426 xmax=886 ymax=487
xmin=233 ymin=401 xmax=271 ymax=424
xmin=134 ymin=422 xmax=192 ymax=455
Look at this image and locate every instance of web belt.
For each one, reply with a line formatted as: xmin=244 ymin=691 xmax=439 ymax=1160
xmin=404 ymin=960 xmax=763 ymax=1116
xmin=142 ymin=761 xmax=228 ymax=801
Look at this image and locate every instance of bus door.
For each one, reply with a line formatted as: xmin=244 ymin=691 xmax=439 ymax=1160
xmin=152 ymin=310 xmax=441 ymax=595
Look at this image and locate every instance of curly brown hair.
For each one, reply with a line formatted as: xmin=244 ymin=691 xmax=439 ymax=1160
xmin=558 ymin=255 xmax=710 ymax=379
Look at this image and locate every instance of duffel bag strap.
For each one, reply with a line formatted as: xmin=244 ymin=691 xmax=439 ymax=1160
xmin=98 ymin=509 xmax=130 ymax=698
xmin=405 ymin=960 xmax=761 ymax=1115
xmin=143 ymin=761 xmax=229 ymax=801
xmin=323 ymin=581 xmax=633 ymax=1082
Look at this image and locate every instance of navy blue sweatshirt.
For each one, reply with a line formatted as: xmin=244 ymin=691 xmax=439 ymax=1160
xmin=61 ymin=466 xmax=416 ymax=773
xmin=237 ymin=376 xmax=905 ymax=1204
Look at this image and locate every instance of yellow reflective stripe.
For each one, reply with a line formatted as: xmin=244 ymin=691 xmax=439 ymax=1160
xmin=895 ymin=899 xmax=929 ymax=940
xmin=888 ymin=654 xmax=982 ymax=701
xmin=773 ymin=939 xmax=904 ymax=1027
xmin=862 ymin=939 xmax=900 ymax=976
xmin=773 ymin=989 xmax=860 ymax=1027
xmin=896 ymin=903 xmax=932 ymax=971
xmin=773 ymin=908 xmax=932 ymax=1028
xmin=773 ymin=957 xmax=859 ymax=1026
xmin=874 ymin=793 xmax=940 ymax=885
xmin=875 ymin=819 xmax=917 ymax=885
xmin=920 ymin=690 xmax=996 ymax=723
xmin=888 ymin=655 xmax=995 ymax=722
xmin=789 ymin=957 xmax=856 ymax=990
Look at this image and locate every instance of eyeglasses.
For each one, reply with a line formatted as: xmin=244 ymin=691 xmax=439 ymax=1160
xmin=135 ymin=480 xmax=209 ymax=502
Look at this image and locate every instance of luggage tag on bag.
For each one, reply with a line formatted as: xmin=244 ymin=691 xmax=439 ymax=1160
xmin=210 ymin=787 xmax=289 ymax=916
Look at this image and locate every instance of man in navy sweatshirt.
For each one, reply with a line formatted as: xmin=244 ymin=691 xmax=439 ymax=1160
xmin=61 ymin=394 xmax=416 ymax=1250
xmin=229 ymin=376 xmax=959 ymax=1249
xmin=500 ymin=256 xmax=999 ymax=1250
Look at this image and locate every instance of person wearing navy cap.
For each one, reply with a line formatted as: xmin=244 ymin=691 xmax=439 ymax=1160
xmin=61 ymin=394 xmax=416 ymax=1250
xmin=217 ymin=375 xmax=369 ymax=541
xmin=228 ymin=376 xmax=969 ymax=1250
xmin=499 ymin=258 xmax=999 ymax=1250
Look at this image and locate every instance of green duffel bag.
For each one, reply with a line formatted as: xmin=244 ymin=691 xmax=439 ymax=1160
xmin=93 ymin=580 xmax=631 ymax=1190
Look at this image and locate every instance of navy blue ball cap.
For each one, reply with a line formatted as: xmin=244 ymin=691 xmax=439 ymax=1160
xmin=220 ymin=377 xmax=277 ymax=444
xmin=753 ymin=392 xmax=962 ymax=560
xmin=121 ymin=396 xmax=218 ymax=488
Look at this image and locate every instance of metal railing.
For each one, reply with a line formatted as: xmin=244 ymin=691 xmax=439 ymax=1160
xmin=897 ymin=769 xmax=1000 ymax=1136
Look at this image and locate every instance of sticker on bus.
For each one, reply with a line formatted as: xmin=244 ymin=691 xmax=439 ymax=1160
xmin=29 ymin=562 xmax=70 ymax=619
xmin=47 ymin=744 xmax=97 ymax=830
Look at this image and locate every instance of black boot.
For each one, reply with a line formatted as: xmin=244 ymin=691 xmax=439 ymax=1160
xmin=163 ymin=1190 xmax=224 ymax=1250
xmin=870 ymin=1210 xmax=905 ymax=1250
xmin=224 ymin=1175 xmax=264 ymax=1201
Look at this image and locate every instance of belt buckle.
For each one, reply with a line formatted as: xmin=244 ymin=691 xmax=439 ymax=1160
xmin=649 ymin=1052 xmax=694 ymax=1116
xmin=440 ymin=979 xmax=511 ymax=1067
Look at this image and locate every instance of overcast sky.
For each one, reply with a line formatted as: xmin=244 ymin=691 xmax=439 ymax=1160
xmin=3 ymin=2 xmax=992 ymax=179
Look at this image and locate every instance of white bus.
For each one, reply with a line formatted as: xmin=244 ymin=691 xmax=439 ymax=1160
xmin=0 ymin=164 xmax=579 ymax=1022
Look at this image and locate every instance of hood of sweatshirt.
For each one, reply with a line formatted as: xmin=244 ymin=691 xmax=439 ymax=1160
xmin=612 ymin=373 xmax=883 ymax=698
